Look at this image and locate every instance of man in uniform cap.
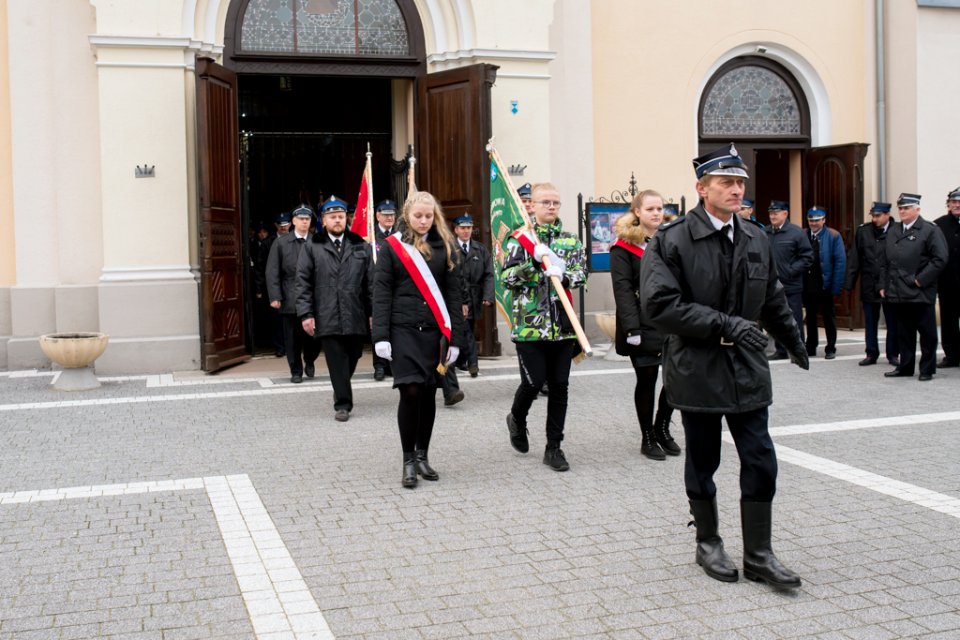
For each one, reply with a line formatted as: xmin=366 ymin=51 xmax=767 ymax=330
xmin=802 ymin=206 xmax=845 ymax=359
xmin=267 ymin=205 xmax=319 ymax=383
xmin=640 ymin=143 xmax=807 ymax=589
xmin=738 ymin=198 xmax=762 ymax=227
xmin=517 ymin=183 xmax=534 ymax=216
xmin=880 ymin=193 xmax=948 ymax=380
xmin=765 ymin=200 xmax=813 ymax=360
xmin=845 ymin=202 xmax=900 ymax=366
xmin=372 ymin=199 xmax=399 ymax=380
xmin=452 ymin=213 xmax=495 ymax=377
xmin=297 ymin=195 xmax=372 ymax=421
xmin=933 ymin=188 xmax=960 ymax=367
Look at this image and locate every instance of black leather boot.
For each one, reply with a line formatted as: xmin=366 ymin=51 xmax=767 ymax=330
xmin=689 ymin=499 xmax=739 ymax=582
xmin=653 ymin=411 xmax=681 ymax=456
xmin=741 ymin=500 xmax=801 ymax=589
xmin=640 ymin=422 xmax=666 ymax=460
xmin=415 ymin=449 xmax=439 ymax=481
xmin=402 ymin=452 xmax=418 ymax=488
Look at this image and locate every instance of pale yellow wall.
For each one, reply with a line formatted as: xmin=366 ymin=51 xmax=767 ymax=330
xmin=916 ymin=6 xmax=960 ymax=210
xmin=0 ymin=0 xmax=14 ymax=285
xmin=590 ymin=0 xmax=870 ymax=208
xmin=884 ymin=0 xmax=919 ymax=199
xmin=89 ymin=0 xmax=184 ymax=36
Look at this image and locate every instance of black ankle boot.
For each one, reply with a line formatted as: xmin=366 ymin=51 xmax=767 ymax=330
xmin=689 ymin=499 xmax=739 ymax=582
xmin=640 ymin=423 xmax=666 ymax=460
xmin=415 ymin=449 xmax=439 ymax=480
xmin=402 ymin=452 xmax=418 ymax=488
xmin=741 ymin=501 xmax=801 ymax=589
xmin=654 ymin=412 xmax=682 ymax=456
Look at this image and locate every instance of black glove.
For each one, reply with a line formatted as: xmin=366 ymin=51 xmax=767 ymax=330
xmin=787 ymin=336 xmax=810 ymax=370
xmin=719 ymin=314 xmax=769 ymax=352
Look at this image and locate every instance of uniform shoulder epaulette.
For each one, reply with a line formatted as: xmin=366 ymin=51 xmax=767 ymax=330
xmin=747 ymin=218 xmax=764 ymax=229
xmin=660 ymin=216 xmax=687 ymax=231
xmin=858 ymin=221 xmax=870 ymax=227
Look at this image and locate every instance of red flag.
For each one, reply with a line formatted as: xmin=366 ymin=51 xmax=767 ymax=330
xmin=349 ymin=155 xmax=372 ymax=238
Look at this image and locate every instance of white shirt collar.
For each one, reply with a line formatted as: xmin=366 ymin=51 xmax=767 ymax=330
xmin=329 ymin=232 xmax=344 ymax=242
xmin=294 ymin=231 xmax=309 ymax=240
xmin=703 ymin=208 xmax=735 ymax=240
xmin=460 ymin=240 xmax=470 ymax=250
xmin=903 ymin=220 xmax=916 ymax=231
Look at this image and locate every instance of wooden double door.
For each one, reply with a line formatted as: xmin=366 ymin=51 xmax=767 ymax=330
xmin=196 ymin=58 xmax=499 ymax=372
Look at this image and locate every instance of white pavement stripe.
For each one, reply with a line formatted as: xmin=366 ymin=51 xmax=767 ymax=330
xmin=0 ymin=474 xmax=335 ymax=640
xmin=770 ymin=411 xmax=960 ymax=436
xmin=0 ymin=366 xmax=634 ymax=412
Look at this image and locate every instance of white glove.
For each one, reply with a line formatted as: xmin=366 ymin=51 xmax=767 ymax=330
xmin=533 ymin=244 xmax=549 ymax=261
xmin=374 ymin=341 xmax=392 ymax=361
xmin=544 ymin=264 xmax=564 ymax=279
xmin=626 ymin=334 xmax=643 ymax=346
xmin=445 ymin=346 xmax=460 ymax=365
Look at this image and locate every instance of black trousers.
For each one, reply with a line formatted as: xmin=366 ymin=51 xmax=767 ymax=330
xmin=803 ymin=288 xmax=837 ymax=354
xmin=439 ymin=365 xmax=460 ymax=400
xmin=862 ymin=301 xmax=899 ymax=362
xmin=458 ymin=317 xmax=478 ymax=367
xmin=320 ymin=335 xmax=363 ymax=411
xmin=939 ymin=293 xmax=960 ymax=364
xmin=773 ymin=291 xmax=805 ymax=356
xmin=282 ymin=314 xmax=318 ymax=375
xmin=511 ymin=340 xmax=577 ymax=444
xmin=681 ymin=408 xmax=777 ymax=502
xmin=890 ymin=303 xmax=938 ymax=376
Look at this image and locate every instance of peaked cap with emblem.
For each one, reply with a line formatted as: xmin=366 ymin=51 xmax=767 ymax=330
xmin=453 ymin=214 xmax=474 ymax=226
xmin=292 ymin=204 xmax=314 ymax=219
xmin=321 ymin=196 xmax=348 ymax=214
xmin=517 ymin=183 xmax=533 ymax=198
xmin=693 ymin=143 xmax=750 ymax=179
xmin=375 ymin=199 xmax=397 ymax=213
xmin=897 ymin=193 xmax=921 ymax=208
xmin=768 ymin=200 xmax=789 ymax=213
xmin=806 ymin=206 xmax=827 ymax=219
xmin=869 ymin=202 xmax=892 ymax=214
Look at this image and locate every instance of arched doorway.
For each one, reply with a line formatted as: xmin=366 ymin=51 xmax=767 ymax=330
xmin=196 ymin=0 xmax=498 ymax=371
xmin=698 ymin=56 xmax=867 ymax=329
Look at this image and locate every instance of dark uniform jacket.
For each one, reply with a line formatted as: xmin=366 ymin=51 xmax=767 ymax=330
xmin=880 ymin=216 xmax=948 ymax=305
xmin=639 ymin=206 xmax=800 ymax=414
xmin=372 ymin=229 xmax=464 ymax=347
xmin=610 ymin=225 xmax=664 ymax=358
xmin=934 ymin=213 xmax=960 ymax=298
xmin=295 ymin=229 xmax=372 ymax=337
xmin=765 ymin=221 xmax=813 ymax=295
xmin=845 ymin=221 xmax=891 ymax=303
xmin=254 ymin=234 xmax=276 ymax=298
xmin=457 ymin=240 xmax=495 ymax=319
xmin=266 ymin=231 xmax=311 ymax=315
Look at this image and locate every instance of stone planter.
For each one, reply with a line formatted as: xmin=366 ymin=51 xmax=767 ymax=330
xmin=38 ymin=332 xmax=109 ymax=391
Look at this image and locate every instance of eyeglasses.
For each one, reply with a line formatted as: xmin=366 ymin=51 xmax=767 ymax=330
xmin=536 ymin=200 xmax=562 ymax=208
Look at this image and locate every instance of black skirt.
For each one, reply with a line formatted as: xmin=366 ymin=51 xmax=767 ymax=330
xmin=390 ymin=325 xmax=443 ymax=387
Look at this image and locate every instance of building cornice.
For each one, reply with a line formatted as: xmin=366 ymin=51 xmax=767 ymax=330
xmin=100 ymin=266 xmax=198 ymax=283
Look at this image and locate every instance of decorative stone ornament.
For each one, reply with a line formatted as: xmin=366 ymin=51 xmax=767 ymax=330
xmin=39 ymin=332 xmax=109 ymax=391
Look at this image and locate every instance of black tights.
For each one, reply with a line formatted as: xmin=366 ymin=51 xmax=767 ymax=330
xmin=632 ymin=361 xmax=671 ymax=430
xmin=397 ymin=383 xmax=438 ymax=453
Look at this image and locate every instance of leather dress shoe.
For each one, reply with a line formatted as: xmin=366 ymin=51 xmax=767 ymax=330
xmin=938 ymin=359 xmax=959 ymax=368
xmin=884 ymin=369 xmax=911 ymax=378
xmin=469 ymin=363 xmax=479 ymax=378
xmin=305 ymin=362 xmax=315 ymax=378
xmin=918 ymin=374 xmax=933 ymax=381
xmin=444 ymin=390 xmax=464 ymax=406
xmin=335 ymin=409 xmax=350 ymax=422
xmin=291 ymin=374 xmax=303 ymax=384
xmin=858 ymin=357 xmax=877 ymax=366
xmin=373 ymin=367 xmax=385 ymax=381
xmin=824 ymin=350 xmax=836 ymax=360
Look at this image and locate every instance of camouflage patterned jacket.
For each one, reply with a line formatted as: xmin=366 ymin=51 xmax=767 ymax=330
xmin=500 ymin=221 xmax=587 ymax=342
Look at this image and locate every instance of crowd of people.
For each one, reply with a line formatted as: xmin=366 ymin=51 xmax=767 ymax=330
xmin=244 ymin=142 xmax=959 ymax=591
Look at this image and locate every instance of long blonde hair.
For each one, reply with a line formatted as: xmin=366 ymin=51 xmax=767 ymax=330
xmin=401 ymin=191 xmax=456 ymax=271
xmin=616 ymin=189 xmax=663 ymax=244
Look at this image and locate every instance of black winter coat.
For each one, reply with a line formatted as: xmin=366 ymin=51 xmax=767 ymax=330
xmin=880 ymin=217 xmax=948 ymax=305
xmin=266 ymin=232 xmax=311 ymax=315
xmin=372 ymin=229 xmax=464 ymax=347
xmin=295 ymin=230 xmax=372 ymax=337
xmin=639 ymin=207 xmax=800 ymax=414
xmin=610 ymin=243 xmax=664 ymax=357
xmin=765 ymin=222 xmax=813 ymax=295
xmin=934 ymin=213 xmax=960 ymax=298
xmin=457 ymin=241 xmax=495 ymax=319
xmin=845 ymin=221 xmax=890 ymax=303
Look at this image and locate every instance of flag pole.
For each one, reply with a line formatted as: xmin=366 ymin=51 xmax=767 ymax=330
xmin=406 ymin=144 xmax=417 ymax=202
xmin=486 ymin=140 xmax=593 ymax=358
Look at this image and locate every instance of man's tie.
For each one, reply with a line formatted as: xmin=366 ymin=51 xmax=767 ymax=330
xmin=297 ymin=237 xmax=305 ymax=244
xmin=461 ymin=242 xmax=468 ymax=254
xmin=334 ymin=238 xmax=342 ymax=254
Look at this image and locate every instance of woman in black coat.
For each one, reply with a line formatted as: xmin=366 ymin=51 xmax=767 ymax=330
xmin=610 ymin=190 xmax=680 ymax=460
xmin=372 ymin=192 xmax=464 ymax=488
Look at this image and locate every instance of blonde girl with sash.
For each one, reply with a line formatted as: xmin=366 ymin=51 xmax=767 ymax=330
xmin=372 ymin=192 xmax=464 ymax=488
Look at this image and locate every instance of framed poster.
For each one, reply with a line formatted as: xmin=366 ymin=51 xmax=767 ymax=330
xmin=585 ymin=202 xmax=630 ymax=272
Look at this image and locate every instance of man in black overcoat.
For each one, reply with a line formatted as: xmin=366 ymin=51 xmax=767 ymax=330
xmin=765 ymin=200 xmax=813 ymax=359
xmin=934 ymin=188 xmax=960 ymax=367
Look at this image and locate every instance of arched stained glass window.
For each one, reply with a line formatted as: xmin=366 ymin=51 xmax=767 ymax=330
xmin=701 ymin=64 xmax=804 ymax=137
xmin=241 ymin=0 xmax=410 ymax=56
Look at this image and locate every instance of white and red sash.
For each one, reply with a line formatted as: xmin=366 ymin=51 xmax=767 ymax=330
xmin=385 ymin=233 xmax=452 ymax=340
xmin=611 ymin=238 xmax=644 ymax=258
xmin=511 ymin=228 xmax=573 ymax=304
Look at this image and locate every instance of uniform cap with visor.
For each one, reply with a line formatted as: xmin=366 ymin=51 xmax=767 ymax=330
xmin=321 ymin=196 xmax=348 ymax=214
xmin=897 ymin=193 xmax=921 ymax=208
xmin=692 ymin=143 xmax=750 ymax=179
xmin=869 ymin=202 xmax=892 ymax=215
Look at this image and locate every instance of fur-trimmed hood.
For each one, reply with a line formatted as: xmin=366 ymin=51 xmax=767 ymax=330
xmin=614 ymin=211 xmax=649 ymax=245
xmin=312 ymin=228 xmax=366 ymax=245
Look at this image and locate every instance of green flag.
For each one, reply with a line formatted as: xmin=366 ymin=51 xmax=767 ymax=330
xmin=489 ymin=156 xmax=529 ymax=328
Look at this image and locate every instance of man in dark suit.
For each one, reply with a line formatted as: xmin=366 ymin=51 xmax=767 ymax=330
xmin=880 ymin=193 xmax=949 ymax=381
xmin=452 ymin=213 xmax=495 ymax=377
xmin=934 ymin=188 xmax=960 ymax=367
xmin=765 ymin=200 xmax=813 ymax=359
xmin=845 ymin=202 xmax=899 ymax=366
xmin=266 ymin=205 xmax=318 ymax=383
xmin=802 ymin=206 xmax=846 ymax=359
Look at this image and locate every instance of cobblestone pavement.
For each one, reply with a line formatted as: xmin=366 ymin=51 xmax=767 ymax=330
xmin=1 ymin=332 xmax=959 ymax=639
